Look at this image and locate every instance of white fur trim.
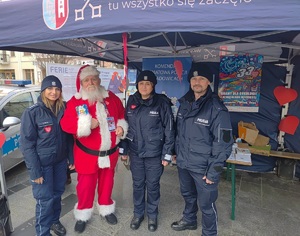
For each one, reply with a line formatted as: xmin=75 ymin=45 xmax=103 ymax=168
xmin=116 ymin=119 xmax=128 ymax=143
xmin=74 ymin=203 xmax=93 ymax=221
xmin=98 ymin=156 xmax=110 ymax=168
xmin=96 ymin=102 xmax=111 ymax=151
xmin=75 ymin=92 xmax=82 ymax=99
xmin=80 ymin=66 xmax=100 ymax=80
xmin=96 ymin=201 xmax=115 ymax=217
xmin=77 ymin=113 xmax=92 ymax=137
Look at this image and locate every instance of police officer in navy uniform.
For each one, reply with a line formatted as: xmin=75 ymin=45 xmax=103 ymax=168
xmin=20 ymin=76 xmax=74 ymax=236
xmin=120 ymin=70 xmax=175 ymax=232
xmin=171 ymin=65 xmax=233 ymax=236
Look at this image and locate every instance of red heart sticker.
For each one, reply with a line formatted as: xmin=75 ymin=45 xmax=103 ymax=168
xmin=44 ymin=126 xmax=52 ymax=133
xmin=274 ymin=86 xmax=298 ymax=106
xmin=0 ymin=132 xmax=6 ymax=148
xmin=278 ymin=115 xmax=299 ymax=135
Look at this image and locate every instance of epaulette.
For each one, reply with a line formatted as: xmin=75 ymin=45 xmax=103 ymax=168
xmin=28 ymin=103 xmax=39 ymax=110
xmin=212 ymin=95 xmax=228 ymax=112
xmin=157 ymin=94 xmax=172 ymax=104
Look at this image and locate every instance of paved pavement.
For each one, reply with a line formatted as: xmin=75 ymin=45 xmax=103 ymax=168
xmin=3 ymin=161 xmax=300 ymax=236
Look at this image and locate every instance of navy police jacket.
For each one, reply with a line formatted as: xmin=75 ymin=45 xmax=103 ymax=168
xmin=175 ymin=87 xmax=233 ymax=182
xmin=20 ymin=97 xmax=74 ymax=181
xmin=120 ymin=92 xmax=175 ymax=161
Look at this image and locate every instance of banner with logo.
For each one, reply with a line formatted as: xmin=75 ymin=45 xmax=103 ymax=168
xmin=46 ymin=63 xmax=135 ymax=101
xmin=218 ymin=54 xmax=263 ymax=112
xmin=142 ymin=57 xmax=192 ymax=116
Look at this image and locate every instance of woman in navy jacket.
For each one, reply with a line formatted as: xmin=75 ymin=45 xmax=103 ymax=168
xmin=20 ymin=76 xmax=74 ymax=236
xmin=119 ymin=70 xmax=175 ymax=232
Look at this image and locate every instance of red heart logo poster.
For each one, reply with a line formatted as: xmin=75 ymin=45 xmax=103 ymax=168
xmin=174 ymin=60 xmax=183 ymax=83
xmin=0 ymin=132 xmax=6 ymax=148
xmin=278 ymin=116 xmax=300 ymax=135
xmin=274 ymin=86 xmax=298 ymax=106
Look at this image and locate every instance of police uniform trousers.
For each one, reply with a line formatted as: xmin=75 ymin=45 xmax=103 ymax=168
xmin=31 ymin=159 xmax=67 ymax=236
xmin=177 ymin=166 xmax=218 ymax=236
xmin=130 ymin=153 xmax=163 ymax=220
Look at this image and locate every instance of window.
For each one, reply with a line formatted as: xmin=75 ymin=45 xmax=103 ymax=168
xmin=0 ymin=92 xmax=34 ymax=128
xmin=23 ymin=52 xmax=31 ymax=56
xmin=24 ymin=69 xmax=34 ymax=81
xmin=10 ymin=51 xmax=15 ymax=57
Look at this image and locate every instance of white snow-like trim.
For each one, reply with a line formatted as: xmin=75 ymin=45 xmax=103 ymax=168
xmin=75 ymin=92 xmax=82 ymax=99
xmin=96 ymin=201 xmax=115 ymax=217
xmin=116 ymin=119 xmax=128 ymax=144
xmin=74 ymin=203 xmax=93 ymax=221
xmin=80 ymin=66 xmax=99 ymax=81
xmin=98 ymin=156 xmax=110 ymax=168
xmin=77 ymin=113 xmax=92 ymax=137
xmin=96 ymin=102 xmax=111 ymax=151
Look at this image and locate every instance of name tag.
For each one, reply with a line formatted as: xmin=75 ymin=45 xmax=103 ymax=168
xmin=107 ymin=117 xmax=116 ymax=132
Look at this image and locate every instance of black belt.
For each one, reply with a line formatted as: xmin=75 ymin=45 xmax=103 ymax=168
xmin=76 ymin=139 xmax=118 ymax=157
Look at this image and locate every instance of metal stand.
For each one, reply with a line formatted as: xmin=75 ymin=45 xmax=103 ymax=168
xmin=0 ymin=146 xmax=14 ymax=234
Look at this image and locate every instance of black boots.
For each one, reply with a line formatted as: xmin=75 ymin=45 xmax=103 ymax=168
xmin=74 ymin=220 xmax=86 ymax=233
xmin=130 ymin=216 xmax=144 ymax=230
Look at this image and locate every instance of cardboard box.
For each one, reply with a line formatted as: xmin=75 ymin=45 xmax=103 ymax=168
xmin=238 ymin=121 xmax=259 ymax=145
xmin=253 ymin=134 xmax=270 ymax=146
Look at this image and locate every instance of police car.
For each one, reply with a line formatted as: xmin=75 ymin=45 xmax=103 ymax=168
xmin=0 ymin=80 xmax=40 ymax=172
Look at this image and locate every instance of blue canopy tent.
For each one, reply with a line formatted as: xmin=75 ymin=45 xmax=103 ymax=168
xmin=1 ymin=0 xmax=300 ymax=172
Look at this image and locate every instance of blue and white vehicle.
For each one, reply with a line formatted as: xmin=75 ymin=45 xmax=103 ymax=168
xmin=0 ymin=80 xmax=40 ymax=172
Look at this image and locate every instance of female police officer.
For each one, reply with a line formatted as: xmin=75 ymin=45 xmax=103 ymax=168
xmin=119 ymin=70 xmax=175 ymax=232
xmin=20 ymin=76 xmax=74 ymax=236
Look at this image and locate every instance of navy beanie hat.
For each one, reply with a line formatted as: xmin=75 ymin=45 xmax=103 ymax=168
xmin=41 ymin=75 xmax=62 ymax=92
xmin=136 ymin=70 xmax=157 ymax=88
xmin=188 ymin=64 xmax=213 ymax=83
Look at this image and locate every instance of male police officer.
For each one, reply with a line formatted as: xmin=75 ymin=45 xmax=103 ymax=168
xmin=171 ymin=64 xmax=233 ymax=236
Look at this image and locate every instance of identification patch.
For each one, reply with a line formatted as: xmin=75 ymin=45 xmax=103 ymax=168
xmin=107 ymin=117 xmax=116 ymax=132
xmin=44 ymin=126 xmax=52 ymax=133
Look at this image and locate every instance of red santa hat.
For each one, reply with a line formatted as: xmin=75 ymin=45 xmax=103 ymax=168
xmin=75 ymin=65 xmax=100 ymax=99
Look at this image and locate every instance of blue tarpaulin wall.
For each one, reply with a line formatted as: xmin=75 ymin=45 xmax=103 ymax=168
xmin=285 ymin=56 xmax=300 ymax=177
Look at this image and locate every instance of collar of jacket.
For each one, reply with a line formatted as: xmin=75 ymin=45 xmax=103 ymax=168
xmin=133 ymin=91 xmax=157 ymax=106
xmin=37 ymin=95 xmax=64 ymax=119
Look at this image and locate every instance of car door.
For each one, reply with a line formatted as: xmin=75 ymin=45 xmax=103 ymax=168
xmin=0 ymin=91 xmax=36 ymax=172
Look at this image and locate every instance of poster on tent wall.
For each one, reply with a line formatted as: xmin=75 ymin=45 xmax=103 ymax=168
xmin=142 ymin=57 xmax=192 ymax=116
xmin=46 ymin=63 xmax=126 ymax=101
xmin=218 ymin=54 xmax=263 ymax=112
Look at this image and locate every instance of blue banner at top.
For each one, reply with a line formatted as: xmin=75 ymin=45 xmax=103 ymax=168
xmin=0 ymin=0 xmax=300 ymax=47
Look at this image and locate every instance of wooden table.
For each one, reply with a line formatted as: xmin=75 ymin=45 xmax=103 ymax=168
xmin=226 ymin=148 xmax=300 ymax=221
xmin=269 ymin=150 xmax=300 ymax=160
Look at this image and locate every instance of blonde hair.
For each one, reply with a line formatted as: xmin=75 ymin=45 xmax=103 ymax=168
xmin=41 ymin=92 xmax=65 ymax=116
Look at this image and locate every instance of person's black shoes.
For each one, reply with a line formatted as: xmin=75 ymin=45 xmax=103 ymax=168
xmin=105 ymin=213 xmax=118 ymax=225
xmin=74 ymin=220 xmax=86 ymax=233
xmin=171 ymin=218 xmax=197 ymax=231
xmin=148 ymin=218 xmax=157 ymax=232
xmin=51 ymin=221 xmax=66 ymax=236
xmin=130 ymin=216 xmax=144 ymax=230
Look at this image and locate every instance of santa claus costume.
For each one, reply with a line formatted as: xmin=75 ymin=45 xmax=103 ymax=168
xmin=60 ymin=65 xmax=128 ymax=230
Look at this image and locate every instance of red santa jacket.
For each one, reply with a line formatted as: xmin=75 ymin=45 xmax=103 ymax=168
xmin=61 ymin=89 xmax=128 ymax=174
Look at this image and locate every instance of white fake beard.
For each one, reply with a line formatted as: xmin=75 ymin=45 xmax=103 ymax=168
xmin=81 ymin=86 xmax=104 ymax=105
